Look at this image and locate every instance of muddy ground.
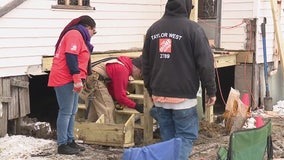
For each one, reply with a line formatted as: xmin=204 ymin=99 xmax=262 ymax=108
xmin=11 ymin=115 xmax=284 ymax=160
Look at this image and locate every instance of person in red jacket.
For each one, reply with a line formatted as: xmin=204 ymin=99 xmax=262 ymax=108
xmin=81 ymin=56 xmax=143 ymax=123
xmin=48 ymin=15 xmax=96 ymax=155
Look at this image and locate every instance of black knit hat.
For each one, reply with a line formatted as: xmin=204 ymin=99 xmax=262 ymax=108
xmin=132 ymin=56 xmax=142 ymax=69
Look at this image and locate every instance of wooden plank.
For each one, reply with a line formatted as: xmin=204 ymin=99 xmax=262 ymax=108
xmin=235 ymin=51 xmax=254 ymax=64
xmin=214 ymin=53 xmax=237 ymax=68
xmin=74 ymin=114 xmax=135 ymax=147
xmin=0 ymin=102 xmax=8 ymax=137
xmin=143 ymin=87 xmax=153 ymax=145
xmin=51 ymin=5 xmax=93 ymax=10
xmin=18 ymin=76 xmax=30 ymax=117
xmin=270 ymin=0 xmax=284 ymax=75
xmin=0 ymin=78 xmax=8 ymax=137
xmin=78 ymin=103 xmax=87 ymax=110
xmin=42 ymin=51 xmax=141 ymax=71
xmin=127 ymin=94 xmax=144 ymax=100
xmin=205 ymin=105 xmax=214 ymax=123
xmin=0 ymin=0 xmax=25 ymax=17
xmin=190 ymin=0 xmax=198 ymax=21
xmin=0 ymin=97 xmax=11 ymax=103
xmin=115 ymin=107 xmax=140 ymax=115
xmin=129 ymin=80 xmax=144 ymax=85
xmin=8 ymin=77 xmax=19 ymax=120
xmin=10 ymin=78 xmax=29 ymax=88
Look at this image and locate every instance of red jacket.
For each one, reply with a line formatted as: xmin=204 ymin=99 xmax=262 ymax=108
xmin=106 ymin=56 xmax=136 ymax=108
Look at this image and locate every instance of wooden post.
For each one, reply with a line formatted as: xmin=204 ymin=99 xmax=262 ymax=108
xmin=205 ymin=105 xmax=214 ymax=123
xmin=190 ymin=0 xmax=198 ymax=21
xmin=204 ymin=89 xmax=214 ymax=123
xmin=78 ymin=0 xmax=82 ymax=6
xmin=0 ymin=78 xmax=9 ymax=137
xmin=65 ymin=0 xmax=70 ymax=5
xmin=270 ymin=0 xmax=284 ymax=75
xmin=143 ymin=88 xmax=153 ymax=145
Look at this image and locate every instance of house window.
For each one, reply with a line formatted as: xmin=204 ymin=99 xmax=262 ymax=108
xmin=198 ymin=0 xmax=217 ymax=19
xmin=52 ymin=0 xmax=94 ymax=10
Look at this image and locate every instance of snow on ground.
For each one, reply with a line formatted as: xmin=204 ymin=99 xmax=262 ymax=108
xmin=0 ymin=134 xmax=56 ymax=160
xmin=1 ymin=100 xmax=284 ymax=160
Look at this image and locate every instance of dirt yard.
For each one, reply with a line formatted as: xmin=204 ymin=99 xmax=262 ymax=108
xmin=1 ymin=112 xmax=284 ymax=160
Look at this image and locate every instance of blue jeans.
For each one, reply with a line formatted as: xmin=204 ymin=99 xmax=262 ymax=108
xmin=54 ymin=82 xmax=78 ymax=146
xmin=155 ymin=106 xmax=199 ymax=160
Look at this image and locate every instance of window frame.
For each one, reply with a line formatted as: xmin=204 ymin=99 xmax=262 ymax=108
xmin=51 ymin=0 xmax=94 ymax=10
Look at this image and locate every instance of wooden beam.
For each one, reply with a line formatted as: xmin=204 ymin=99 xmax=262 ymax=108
xmin=0 ymin=97 xmax=11 ymax=103
xmin=43 ymin=51 xmax=239 ymax=72
xmin=205 ymin=105 xmax=214 ymax=123
xmin=42 ymin=51 xmax=141 ymax=72
xmin=190 ymin=0 xmax=198 ymax=22
xmin=10 ymin=79 xmax=29 ymax=88
xmin=270 ymin=0 xmax=284 ymax=74
xmin=235 ymin=51 xmax=254 ymax=64
xmin=214 ymin=53 xmax=237 ymax=68
xmin=0 ymin=0 xmax=26 ymax=17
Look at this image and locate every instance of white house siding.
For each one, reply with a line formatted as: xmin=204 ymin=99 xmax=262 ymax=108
xmin=255 ymin=0 xmax=284 ymax=64
xmin=221 ymin=0 xmax=284 ymax=105
xmin=0 ymin=0 xmax=166 ymax=78
xmin=220 ymin=0 xmax=284 ymax=64
xmin=220 ymin=0 xmax=256 ymax=51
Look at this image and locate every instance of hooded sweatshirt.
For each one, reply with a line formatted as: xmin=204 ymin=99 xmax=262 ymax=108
xmin=142 ymin=0 xmax=216 ymax=99
xmin=106 ymin=56 xmax=137 ymax=108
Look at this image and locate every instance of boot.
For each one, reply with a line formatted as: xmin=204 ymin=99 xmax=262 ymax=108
xmin=68 ymin=140 xmax=85 ymax=151
xmin=58 ymin=143 xmax=80 ymax=155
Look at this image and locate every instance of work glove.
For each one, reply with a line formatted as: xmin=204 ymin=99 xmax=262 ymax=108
xmin=72 ymin=74 xmax=83 ymax=93
xmin=135 ymin=104 xmax=144 ymax=113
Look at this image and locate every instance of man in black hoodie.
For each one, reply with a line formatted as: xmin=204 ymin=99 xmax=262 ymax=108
xmin=142 ymin=0 xmax=216 ymax=159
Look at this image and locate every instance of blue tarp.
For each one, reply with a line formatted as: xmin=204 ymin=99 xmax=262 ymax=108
xmin=122 ymin=138 xmax=182 ymax=160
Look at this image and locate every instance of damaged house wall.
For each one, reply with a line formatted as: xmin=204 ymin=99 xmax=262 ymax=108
xmin=220 ymin=0 xmax=284 ymax=108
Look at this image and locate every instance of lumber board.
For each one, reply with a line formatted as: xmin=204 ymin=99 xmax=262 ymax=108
xmin=42 ymin=51 xmax=142 ymax=72
xmin=127 ymin=94 xmax=144 ymax=100
xmin=0 ymin=97 xmax=11 ymax=103
xmin=43 ymin=51 xmax=239 ymax=71
xmin=143 ymin=87 xmax=154 ymax=145
xmin=78 ymin=103 xmax=87 ymax=110
xmin=10 ymin=78 xmax=29 ymax=88
xmin=0 ymin=78 xmax=8 ymax=137
xmin=115 ymin=107 xmax=140 ymax=114
xmin=74 ymin=114 xmax=135 ymax=147
xmin=129 ymin=80 xmax=144 ymax=85
xmin=214 ymin=53 xmax=237 ymax=68
xmin=270 ymin=0 xmax=284 ymax=75
xmin=205 ymin=105 xmax=214 ymax=123
xmin=18 ymin=76 xmax=30 ymax=117
xmin=235 ymin=51 xmax=254 ymax=64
